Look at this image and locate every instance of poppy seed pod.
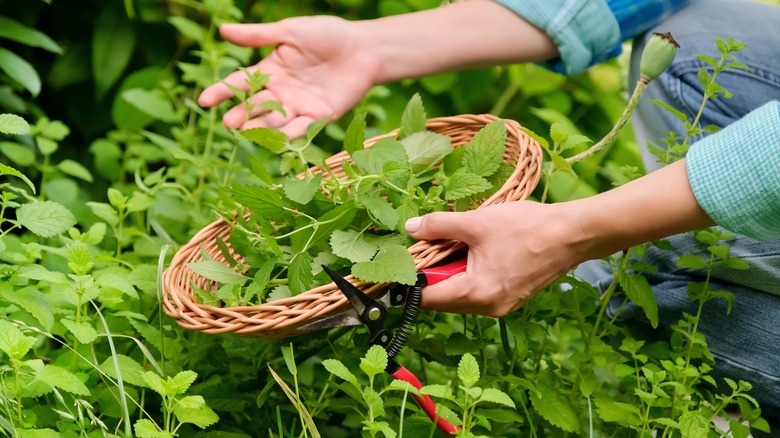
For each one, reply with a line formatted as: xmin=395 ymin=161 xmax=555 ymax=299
xmin=639 ymin=32 xmax=680 ymax=83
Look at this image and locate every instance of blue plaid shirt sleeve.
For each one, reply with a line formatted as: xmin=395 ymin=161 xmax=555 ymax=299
xmin=686 ymin=101 xmax=780 ymax=241
xmin=494 ymin=0 xmax=689 ymax=74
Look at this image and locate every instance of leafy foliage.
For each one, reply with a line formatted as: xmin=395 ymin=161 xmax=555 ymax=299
xmin=0 ymin=1 xmax=770 ymax=436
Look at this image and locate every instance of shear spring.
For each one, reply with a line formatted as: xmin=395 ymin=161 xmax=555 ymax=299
xmin=386 ymin=285 xmax=421 ymax=359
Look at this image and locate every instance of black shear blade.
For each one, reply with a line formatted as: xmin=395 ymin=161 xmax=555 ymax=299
xmin=322 ymin=265 xmax=370 ymax=316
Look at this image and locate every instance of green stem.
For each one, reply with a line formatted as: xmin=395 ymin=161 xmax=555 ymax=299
xmin=566 ymin=80 xmax=649 ymax=164
xmin=589 ymin=248 xmax=633 ymax=341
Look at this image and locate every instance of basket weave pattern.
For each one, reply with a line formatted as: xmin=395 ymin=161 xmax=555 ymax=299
xmin=162 ymin=114 xmax=543 ymax=338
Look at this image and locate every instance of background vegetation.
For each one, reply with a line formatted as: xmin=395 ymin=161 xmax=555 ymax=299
xmin=1 ymin=0 xmax=776 ymax=436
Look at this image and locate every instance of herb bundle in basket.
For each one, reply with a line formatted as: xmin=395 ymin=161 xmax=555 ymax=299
xmin=162 ymin=97 xmax=542 ymax=338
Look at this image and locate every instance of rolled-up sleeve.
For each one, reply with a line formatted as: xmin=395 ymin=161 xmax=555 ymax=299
xmin=494 ymin=0 xmax=621 ymax=75
xmin=686 ymin=101 xmax=780 ymax=240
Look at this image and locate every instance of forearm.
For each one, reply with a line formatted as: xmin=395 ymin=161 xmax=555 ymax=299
xmin=355 ymin=0 xmax=558 ymax=84
xmin=566 ymin=159 xmax=715 ymax=262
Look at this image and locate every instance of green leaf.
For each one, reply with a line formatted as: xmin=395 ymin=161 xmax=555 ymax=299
xmin=330 ymin=230 xmax=378 ymax=263
xmin=15 ymin=201 xmax=76 ymax=237
xmin=359 ymin=194 xmax=399 ymax=230
xmin=479 ymin=388 xmax=515 ymax=408
xmin=677 ymin=254 xmax=707 ymax=269
xmin=0 ymin=48 xmax=41 ymax=96
xmin=0 ymin=319 xmax=36 ymax=360
xmin=0 ymin=287 xmax=53 ymax=330
xmin=61 ymin=318 xmax=98 ymax=344
xmin=188 ymin=260 xmax=249 ymax=285
xmin=650 ymin=99 xmax=688 ymax=123
xmin=18 ymin=265 xmax=68 ymax=284
xmin=457 ymin=353 xmax=480 ymax=387
xmin=260 ymin=100 xmax=286 ymax=116
xmin=401 ymin=131 xmax=451 ymax=173
xmin=399 ymin=93 xmax=427 ymax=138
xmin=344 ymin=111 xmax=367 ymax=155
xmin=283 ymin=174 xmax=322 ymax=205
xmin=360 ymin=344 xmax=388 ymax=379
xmin=0 ymin=114 xmax=30 ymax=136
xmin=242 ymin=128 xmax=288 ymax=153
xmin=323 ymin=359 xmax=360 ymax=388
xmin=35 ymin=364 xmax=90 ymax=396
xmin=93 ymin=5 xmax=135 ymax=100
xmin=594 ymin=394 xmax=642 ymax=426
xmin=679 ymin=411 xmax=710 ymax=438
xmin=134 ymin=419 xmax=173 ymax=438
xmin=353 ymin=137 xmax=408 ymax=175
xmin=67 ymin=241 xmax=94 ymax=275
xmin=228 ymin=185 xmax=284 ymax=219
xmin=36 ymin=138 xmax=57 ymax=156
xmin=174 ymin=396 xmax=219 ymax=429
xmin=619 ymin=272 xmax=659 ymax=328
xmin=126 ymin=192 xmax=154 ymax=213
xmin=121 ymin=89 xmax=178 ymax=122
xmin=551 ymin=155 xmax=575 ymax=175
xmin=288 ymin=252 xmax=314 ymax=295
xmin=99 ymin=354 xmax=148 ymax=387
xmin=442 ymin=169 xmax=492 ymax=201
xmin=0 ymin=141 xmax=34 ymax=166
xmin=463 ymin=121 xmax=506 ymax=177
xmin=170 ymin=370 xmax=198 ymax=396
xmin=168 ymin=16 xmax=206 ymax=44
xmin=0 ymin=162 xmax=36 ymax=193
xmin=86 ymin=202 xmax=119 ymax=226
xmin=381 ymin=160 xmax=411 ymax=189
xmin=0 ymin=17 xmax=62 ymax=53
xmin=420 ymin=384 xmax=454 ymax=399
xmin=529 ymin=382 xmax=578 ymax=432
xmin=720 ymin=258 xmax=750 ymax=270
xmin=352 ymin=245 xmax=417 ymax=285
xmin=143 ymin=372 xmax=167 ymax=397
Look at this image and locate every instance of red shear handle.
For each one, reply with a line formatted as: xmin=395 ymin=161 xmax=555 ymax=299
xmin=389 ymin=366 xmax=460 ymax=435
xmin=420 ymin=259 xmax=467 ymax=286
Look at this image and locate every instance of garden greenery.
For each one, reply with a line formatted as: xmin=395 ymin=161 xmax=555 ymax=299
xmin=0 ymin=0 xmax=775 ymax=437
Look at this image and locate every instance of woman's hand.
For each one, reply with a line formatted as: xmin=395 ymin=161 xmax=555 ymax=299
xmin=405 ymin=201 xmax=584 ymax=317
xmin=198 ymin=16 xmax=380 ymax=138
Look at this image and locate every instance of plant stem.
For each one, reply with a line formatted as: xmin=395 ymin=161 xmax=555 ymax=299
xmin=590 ymin=248 xmax=633 ymax=341
xmin=566 ymin=80 xmax=648 ymax=164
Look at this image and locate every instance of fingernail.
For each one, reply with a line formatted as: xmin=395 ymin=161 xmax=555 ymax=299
xmin=405 ymin=217 xmax=422 ymax=233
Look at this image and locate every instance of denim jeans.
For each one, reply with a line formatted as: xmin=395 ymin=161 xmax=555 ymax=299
xmin=576 ymin=0 xmax=780 ymax=410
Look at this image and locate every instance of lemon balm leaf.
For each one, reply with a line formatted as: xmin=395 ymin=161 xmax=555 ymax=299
xmin=351 ymin=245 xmax=416 ymax=285
xmin=15 ymin=201 xmax=76 ymax=237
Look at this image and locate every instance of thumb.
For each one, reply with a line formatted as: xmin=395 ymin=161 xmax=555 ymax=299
xmin=404 ymin=211 xmax=478 ymax=243
xmin=219 ymin=23 xmax=286 ymax=48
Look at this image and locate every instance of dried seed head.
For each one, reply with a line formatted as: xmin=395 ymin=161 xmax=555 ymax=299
xmin=640 ymin=32 xmax=680 ymax=83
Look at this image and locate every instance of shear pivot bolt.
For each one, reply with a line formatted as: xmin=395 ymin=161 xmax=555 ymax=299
xmin=380 ymin=334 xmax=389 ymax=343
xmin=368 ymin=307 xmax=381 ymax=321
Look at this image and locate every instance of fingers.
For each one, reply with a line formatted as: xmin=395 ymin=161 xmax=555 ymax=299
xmin=198 ymin=23 xmax=287 ymax=108
xmin=219 ymin=23 xmax=286 ymax=48
xmin=222 ymin=89 xmax=286 ymax=128
xmin=198 ymin=66 xmax=262 ymax=108
xmin=420 ymin=273 xmax=519 ymax=318
xmin=405 ymin=211 xmax=481 ymax=244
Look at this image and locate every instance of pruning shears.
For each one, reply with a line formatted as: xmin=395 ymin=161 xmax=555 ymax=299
xmin=299 ymin=258 xmax=467 ymax=436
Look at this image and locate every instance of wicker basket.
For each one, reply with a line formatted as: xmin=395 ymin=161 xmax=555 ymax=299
xmin=161 ymin=114 xmax=543 ymax=338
